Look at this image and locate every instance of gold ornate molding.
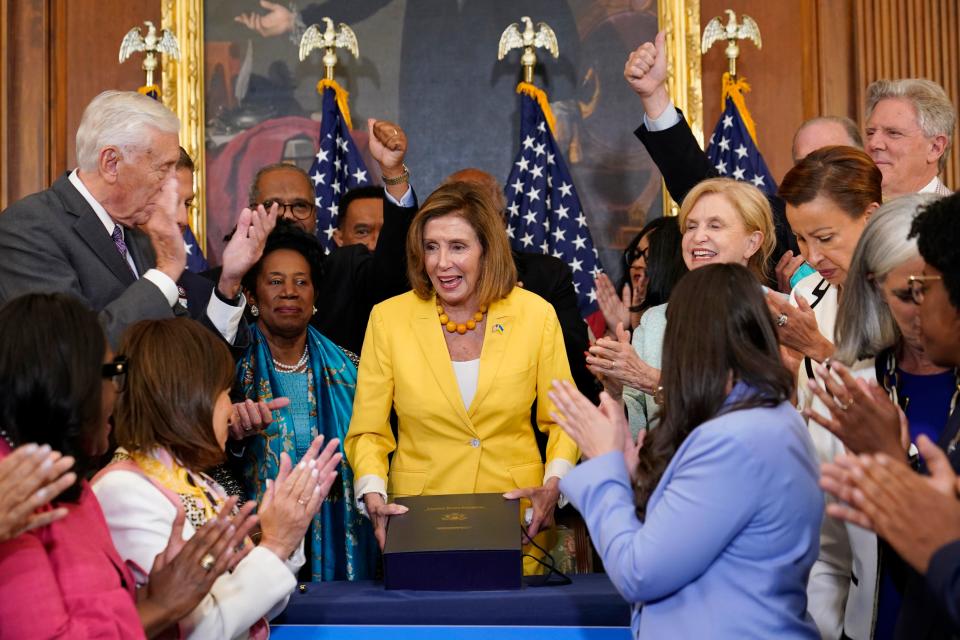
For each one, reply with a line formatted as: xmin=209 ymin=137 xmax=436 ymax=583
xmin=159 ymin=1 xmax=701 ymax=229
xmin=658 ymin=0 xmax=703 ymax=215
xmin=161 ymin=0 xmax=206 ymax=251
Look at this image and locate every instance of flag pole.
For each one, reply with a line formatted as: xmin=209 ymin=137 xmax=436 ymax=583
xmin=300 ymin=18 xmax=371 ymax=253
xmin=499 ymin=16 xmax=607 ymax=336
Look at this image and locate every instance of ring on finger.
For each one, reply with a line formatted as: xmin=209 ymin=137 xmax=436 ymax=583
xmin=297 ymin=497 xmax=308 ymax=506
xmin=199 ymin=553 xmax=216 ymax=572
xmin=777 ymin=313 xmax=788 ymax=327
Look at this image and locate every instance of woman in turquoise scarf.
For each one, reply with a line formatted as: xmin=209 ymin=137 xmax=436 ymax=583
xmin=237 ymin=220 xmax=377 ymax=581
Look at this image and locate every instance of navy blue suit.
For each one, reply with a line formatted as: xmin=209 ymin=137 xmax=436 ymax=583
xmin=893 ymin=406 xmax=960 ymax=639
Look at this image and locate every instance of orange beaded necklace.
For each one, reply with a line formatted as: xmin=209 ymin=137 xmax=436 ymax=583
xmin=437 ymin=303 xmax=488 ymax=334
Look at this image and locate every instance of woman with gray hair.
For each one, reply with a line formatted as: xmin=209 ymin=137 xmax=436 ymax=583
xmin=805 ymin=193 xmax=958 ymax=640
xmin=831 ymin=192 xmax=957 ymax=451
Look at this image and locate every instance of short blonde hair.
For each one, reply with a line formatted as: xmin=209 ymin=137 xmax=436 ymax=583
xmin=75 ymin=90 xmax=180 ymax=172
xmin=406 ymin=182 xmax=517 ymax=307
xmin=678 ymin=178 xmax=775 ymax=281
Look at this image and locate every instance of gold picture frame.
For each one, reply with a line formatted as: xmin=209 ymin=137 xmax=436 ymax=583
xmin=161 ymin=0 xmax=206 ymax=250
xmin=658 ymin=0 xmax=704 ymax=215
xmin=160 ymin=1 xmax=702 ymax=247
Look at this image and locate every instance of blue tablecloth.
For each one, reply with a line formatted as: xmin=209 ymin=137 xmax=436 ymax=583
xmin=273 ymin=573 xmax=631 ymax=627
xmin=271 ymin=626 xmax=631 ymax=640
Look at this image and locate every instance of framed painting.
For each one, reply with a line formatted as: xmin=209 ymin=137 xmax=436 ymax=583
xmin=161 ymin=0 xmax=702 ymax=280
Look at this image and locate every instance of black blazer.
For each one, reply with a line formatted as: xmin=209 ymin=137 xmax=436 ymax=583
xmin=513 ymin=250 xmax=598 ymax=403
xmin=890 ymin=406 xmax=960 ymax=639
xmin=177 ymin=270 xmax=250 ymax=359
xmin=633 ymin=109 xmax=799 ymax=272
xmin=312 ymin=194 xmax=418 ymax=354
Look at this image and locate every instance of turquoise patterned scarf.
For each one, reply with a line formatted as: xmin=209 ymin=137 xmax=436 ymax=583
xmin=237 ymin=324 xmax=377 ymax=581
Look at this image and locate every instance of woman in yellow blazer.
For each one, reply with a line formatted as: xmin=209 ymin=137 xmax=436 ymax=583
xmin=344 ymin=182 xmax=580 ymax=556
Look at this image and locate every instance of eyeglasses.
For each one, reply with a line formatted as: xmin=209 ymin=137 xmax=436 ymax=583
xmin=907 ymin=274 xmax=942 ymax=305
xmin=257 ymin=199 xmax=314 ymax=220
xmin=623 ymin=246 xmax=648 ymax=270
xmin=102 ymin=356 xmax=128 ymax=393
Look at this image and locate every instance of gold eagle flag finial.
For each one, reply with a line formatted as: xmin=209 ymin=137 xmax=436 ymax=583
xmin=299 ymin=17 xmax=359 ymax=81
xmin=498 ymin=16 xmax=559 ymax=85
xmin=701 ymin=9 xmax=762 ymax=78
xmin=118 ymin=21 xmax=180 ymax=90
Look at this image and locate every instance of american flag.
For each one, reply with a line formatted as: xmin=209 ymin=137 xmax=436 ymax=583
xmin=183 ymin=226 xmax=209 ymax=273
xmin=705 ymin=78 xmax=778 ymax=197
xmin=504 ymin=85 xmax=605 ymax=336
xmin=309 ymin=82 xmax=370 ymax=253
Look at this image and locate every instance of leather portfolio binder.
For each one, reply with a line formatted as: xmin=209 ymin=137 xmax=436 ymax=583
xmin=383 ymin=492 xmax=521 ymax=590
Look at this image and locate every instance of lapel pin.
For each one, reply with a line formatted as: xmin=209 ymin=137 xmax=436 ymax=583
xmin=493 ymin=323 xmax=505 ymax=334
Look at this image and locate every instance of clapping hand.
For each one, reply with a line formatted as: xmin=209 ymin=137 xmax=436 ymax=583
xmin=258 ymin=436 xmax=342 ymax=560
xmin=141 ymin=497 xmax=258 ymax=636
xmin=586 ymin=323 xmax=660 ymax=394
xmin=549 ymin=380 xmax=645 ymax=485
xmin=803 ymin=361 xmax=906 ymax=457
xmin=595 ymin=274 xmax=631 ymax=334
xmin=0 ymin=444 xmax=76 ymax=542
xmin=820 ymin=435 xmax=960 ymax=573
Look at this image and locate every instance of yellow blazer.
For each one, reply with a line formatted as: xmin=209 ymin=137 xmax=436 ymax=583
xmin=344 ymin=287 xmax=580 ymax=499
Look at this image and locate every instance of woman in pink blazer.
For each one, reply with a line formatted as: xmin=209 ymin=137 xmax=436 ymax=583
xmin=0 ymin=293 xmax=254 ymax=639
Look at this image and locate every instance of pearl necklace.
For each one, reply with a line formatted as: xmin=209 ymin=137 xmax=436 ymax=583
xmin=438 ymin=303 xmax=488 ymax=334
xmin=0 ymin=427 xmax=13 ymax=448
xmin=272 ymin=344 xmax=308 ymax=373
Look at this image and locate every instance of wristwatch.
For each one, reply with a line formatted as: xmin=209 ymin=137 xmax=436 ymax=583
xmin=382 ymin=164 xmax=410 ymax=186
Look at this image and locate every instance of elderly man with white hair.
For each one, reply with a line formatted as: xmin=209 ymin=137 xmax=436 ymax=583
xmin=0 ymin=90 xmax=273 ymax=347
xmin=866 ymin=78 xmax=956 ymax=198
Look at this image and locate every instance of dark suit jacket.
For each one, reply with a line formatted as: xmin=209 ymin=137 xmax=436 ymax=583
xmin=177 ymin=270 xmax=250 ymax=360
xmin=0 ymin=173 xmax=245 ymax=350
xmin=513 ymin=250 xmax=598 ymax=403
xmin=0 ymin=174 xmax=175 ymax=346
xmin=893 ymin=406 xmax=960 ymax=639
xmin=312 ymin=194 xmax=417 ymax=354
xmin=633 ymin=110 xmax=799 ymax=273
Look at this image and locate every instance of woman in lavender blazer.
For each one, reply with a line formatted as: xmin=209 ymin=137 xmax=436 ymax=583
xmin=551 ymin=264 xmax=823 ymax=639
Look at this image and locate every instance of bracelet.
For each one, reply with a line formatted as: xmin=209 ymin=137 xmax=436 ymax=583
xmin=653 ymin=385 xmax=665 ymax=407
xmin=382 ymin=164 xmax=410 ymax=186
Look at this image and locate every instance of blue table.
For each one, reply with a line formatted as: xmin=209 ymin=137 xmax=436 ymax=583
xmin=271 ymin=573 xmax=631 ymax=639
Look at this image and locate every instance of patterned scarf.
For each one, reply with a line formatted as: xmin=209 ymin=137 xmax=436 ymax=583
xmin=237 ymin=324 xmax=377 ymax=581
